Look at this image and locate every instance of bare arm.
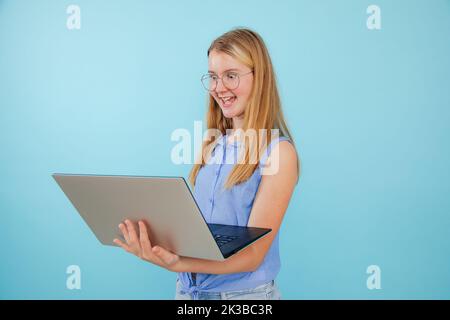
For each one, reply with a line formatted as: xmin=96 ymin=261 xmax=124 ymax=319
xmin=114 ymin=141 xmax=299 ymax=275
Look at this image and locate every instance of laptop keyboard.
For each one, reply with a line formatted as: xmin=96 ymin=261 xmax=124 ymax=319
xmin=213 ymin=234 xmax=238 ymax=247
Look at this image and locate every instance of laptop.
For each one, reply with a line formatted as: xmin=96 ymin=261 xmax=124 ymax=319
xmin=52 ymin=173 xmax=271 ymax=261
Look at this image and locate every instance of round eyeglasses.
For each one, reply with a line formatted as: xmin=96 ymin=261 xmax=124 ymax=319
xmin=201 ymin=70 xmax=253 ymax=92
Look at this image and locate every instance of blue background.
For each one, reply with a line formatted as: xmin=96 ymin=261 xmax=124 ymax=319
xmin=1 ymin=0 xmax=449 ymax=299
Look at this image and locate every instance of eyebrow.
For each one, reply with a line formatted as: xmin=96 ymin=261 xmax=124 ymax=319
xmin=207 ymin=68 xmax=241 ymax=74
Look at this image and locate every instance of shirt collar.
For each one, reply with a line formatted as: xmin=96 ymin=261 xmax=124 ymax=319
xmin=216 ymin=134 xmax=241 ymax=148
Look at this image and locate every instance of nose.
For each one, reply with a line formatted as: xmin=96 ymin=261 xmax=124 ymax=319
xmin=215 ymin=78 xmax=228 ymax=93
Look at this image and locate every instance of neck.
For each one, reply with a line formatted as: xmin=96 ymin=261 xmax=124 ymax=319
xmin=225 ymin=116 xmax=244 ymax=144
xmin=232 ymin=114 xmax=245 ymax=131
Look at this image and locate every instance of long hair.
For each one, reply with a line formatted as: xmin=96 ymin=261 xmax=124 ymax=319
xmin=189 ymin=28 xmax=298 ymax=189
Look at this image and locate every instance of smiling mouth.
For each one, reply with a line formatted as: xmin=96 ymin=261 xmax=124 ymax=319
xmin=219 ymin=95 xmax=236 ymax=107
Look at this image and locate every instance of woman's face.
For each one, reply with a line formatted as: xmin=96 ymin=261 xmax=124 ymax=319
xmin=207 ymin=49 xmax=254 ymax=120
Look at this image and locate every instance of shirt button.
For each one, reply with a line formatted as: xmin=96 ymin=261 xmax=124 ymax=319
xmin=209 ymin=198 xmax=213 ymax=203
xmin=215 ymin=170 xmax=220 ymax=175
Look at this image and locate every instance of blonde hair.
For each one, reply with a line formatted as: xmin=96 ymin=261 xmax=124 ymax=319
xmin=189 ymin=28 xmax=298 ymax=188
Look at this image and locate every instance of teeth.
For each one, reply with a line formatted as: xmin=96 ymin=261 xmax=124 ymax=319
xmin=221 ymin=96 xmax=235 ymax=101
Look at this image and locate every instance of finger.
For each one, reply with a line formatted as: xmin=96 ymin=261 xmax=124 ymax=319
xmin=138 ymin=221 xmax=159 ymax=260
xmin=125 ymin=219 xmax=139 ymax=243
xmin=118 ymin=223 xmax=130 ymax=243
xmin=113 ymin=238 xmax=131 ymax=252
xmin=152 ymin=246 xmax=179 ymax=265
xmin=139 ymin=221 xmax=153 ymax=252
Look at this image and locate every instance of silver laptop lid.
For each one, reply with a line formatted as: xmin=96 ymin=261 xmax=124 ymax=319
xmin=52 ymin=173 xmax=224 ymax=261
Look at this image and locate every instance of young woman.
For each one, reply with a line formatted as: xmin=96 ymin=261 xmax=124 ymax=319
xmin=113 ymin=28 xmax=300 ymax=300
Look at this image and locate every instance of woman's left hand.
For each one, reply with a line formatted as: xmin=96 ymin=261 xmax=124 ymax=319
xmin=113 ymin=219 xmax=181 ymax=272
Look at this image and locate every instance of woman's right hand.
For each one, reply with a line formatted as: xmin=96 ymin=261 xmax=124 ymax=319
xmin=113 ymin=219 xmax=180 ymax=271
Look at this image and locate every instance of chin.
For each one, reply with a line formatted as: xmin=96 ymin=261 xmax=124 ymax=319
xmin=220 ymin=105 xmax=243 ymax=119
xmin=221 ymin=110 xmax=235 ymax=119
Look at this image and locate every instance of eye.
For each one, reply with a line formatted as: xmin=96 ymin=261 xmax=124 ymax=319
xmin=210 ymin=74 xmax=218 ymax=81
xmin=226 ymin=72 xmax=238 ymax=80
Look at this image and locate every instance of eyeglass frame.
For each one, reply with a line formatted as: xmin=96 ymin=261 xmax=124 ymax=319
xmin=200 ymin=70 xmax=254 ymax=92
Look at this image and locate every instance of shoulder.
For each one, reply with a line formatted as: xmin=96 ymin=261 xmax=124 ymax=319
xmin=261 ymin=139 xmax=300 ymax=182
xmin=276 ymin=140 xmax=299 ymax=176
xmin=278 ymin=140 xmax=297 ymax=163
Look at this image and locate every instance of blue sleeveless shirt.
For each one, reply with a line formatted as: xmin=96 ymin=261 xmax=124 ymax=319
xmin=177 ymin=134 xmax=291 ymax=297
